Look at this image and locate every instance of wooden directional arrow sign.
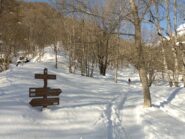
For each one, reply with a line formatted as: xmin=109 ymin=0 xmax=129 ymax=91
xmin=29 ymin=88 xmax=62 ymax=97
xmin=29 ymin=68 xmax=62 ymax=108
xmin=35 ymin=68 xmax=56 ymax=80
xmin=35 ymin=74 xmax=56 ymax=80
xmin=29 ymin=98 xmax=59 ymax=107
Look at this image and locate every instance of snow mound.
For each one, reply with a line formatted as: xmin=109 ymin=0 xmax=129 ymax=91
xmin=31 ymin=46 xmax=69 ymax=70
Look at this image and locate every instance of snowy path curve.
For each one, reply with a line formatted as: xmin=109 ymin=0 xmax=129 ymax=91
xmin=98 ymin=84 xmax=145 ymax=139
xmin=120 ymin=86 xmax=145 ymax=139
xmin=102 ymin=91 xmax=128 ymax=139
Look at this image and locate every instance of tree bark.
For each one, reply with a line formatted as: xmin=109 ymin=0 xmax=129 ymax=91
xmin=180 ymin=44 xmax=185 ymax=87
xmin=165 ymin=0 xmax=179 ymax=86
xmin=130 ymin=0 xmax=151 ymax=107
xmin=173 ymin=0 xmax=179 ymax=87
xmin=54 ymin=43 xmax=58 ymax=69
xmin=98 ymin=38 xmax=109 ymax=76
xmin=153 ymin=1 xmax=173 ymax=86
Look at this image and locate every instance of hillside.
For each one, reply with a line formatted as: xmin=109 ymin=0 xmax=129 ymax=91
xmin=0 ymin=48 xmax=185 ymax=139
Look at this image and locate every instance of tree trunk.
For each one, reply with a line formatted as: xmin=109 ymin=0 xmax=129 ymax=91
xmin=98 ymin=40 xmax=108 ymax=76
xmin=90 ymin=59 xmax=95 ymax=77
xmin=180 ymin=47 xmax=185 ymax=87
xmin=114 ymin=59 xmax=118 ymax=83
xmin=154 ymin=1 xmax=173 ymax=86
xmin=173 ymin=0 xmax=179 ymax=87
xmin=54 ymin=43 xmax=58 ymax=69
xmin=162 ymin=41 xmax=173 ymax=86
xmin=115 ymin=26 xmax=120 ymax=83
xmin=130 ymin=0 xmax=151 ymax=107
xmin=99 ymin=57 xmax=107 ymax=76
xmin=68 ymin=35 xmax=73 ymax=73
xmin=90 ymin=45 xmax=95 ymax=77
xmin=165 ymin=0 xmax=179 ymax=86
xmin=139 ymin=67 xmax=151 ymax=107
xmin=86 ymin=44 xmax=89 ymax=77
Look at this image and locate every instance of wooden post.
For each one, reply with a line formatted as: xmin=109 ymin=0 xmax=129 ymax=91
xmin=29 ymin=68 xmax=61 ymax=108
xmin=43 ymin=68 xmax=47 ymax=108
xmin=43 ymin=68 xmax=48 ymax=88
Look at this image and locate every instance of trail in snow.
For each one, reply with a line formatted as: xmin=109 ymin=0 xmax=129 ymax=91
xmin=1 ymin=47 xmax=185 ymax=139
xmin=120 ymin=86 xmax=145 ymax=139
xmin=0 ymin=62 xmax=129 ymax=139
xmin=103 ymin=92 xmax=128 ymax=139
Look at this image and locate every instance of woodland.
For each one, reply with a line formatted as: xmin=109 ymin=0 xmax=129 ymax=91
xmin=0 ymin=0 xmax=185 ymax=107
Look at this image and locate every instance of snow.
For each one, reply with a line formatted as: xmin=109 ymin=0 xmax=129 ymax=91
xmin=164 ymin=35 xmax=170 ymax=41
xmin=176 ymin=41 xmax=185 ymax=46
xmin=0 ymin=48 xmax=185 ymax=139
xmin=177 ymin=23 xmax=185 ymax=36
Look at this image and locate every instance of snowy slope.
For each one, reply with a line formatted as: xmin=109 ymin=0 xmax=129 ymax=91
xmin=0 ymin=48 xmax=185 ymax=139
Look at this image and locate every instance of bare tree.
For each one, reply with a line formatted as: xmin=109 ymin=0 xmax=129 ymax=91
xmin=152 ymin=0 xmax=173 ymax=86
xmin=165 ymin=0 xmax=179 ymax=86
xmin=128 ymin=0 xmax=152 ymax=107
xmin=54 ymin=0 xmax=126 ymax=76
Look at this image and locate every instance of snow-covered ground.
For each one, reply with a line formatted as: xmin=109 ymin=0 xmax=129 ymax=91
xmin=0 ymin=48 xmax=185 ymax=139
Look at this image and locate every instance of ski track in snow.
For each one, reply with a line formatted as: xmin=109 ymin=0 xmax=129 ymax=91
xmin=1 ymin=49 xmax=185 ymax=138
xmin=120 ymin=86 xmax=145 ymax=139
xmin=0 ymin=65 xmax=163 ymax=139
xmin=0 ymin=62 xmax=131 ymax=139
xmin=102 ymin=92 xmax=128 ymax=139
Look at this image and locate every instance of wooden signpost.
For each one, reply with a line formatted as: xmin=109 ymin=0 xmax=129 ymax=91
xmin=29 ymin=98 xmax=59 ymax=107
xmin=29 ymin=88 xmax=62 ymax=97
xmin=29 ymin=68 xmax=62 ymax=108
